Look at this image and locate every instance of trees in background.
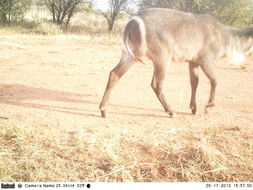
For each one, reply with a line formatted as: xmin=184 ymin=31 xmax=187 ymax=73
xmin=138 ymin=0 xmax=253 ymax=27
xmin=0 ymin=0 xmax=32 ymax=25
xmin=42 ymin=0 xmax=131 ymax=32
xmin=43 ymin=0 xmax=92 ymax=27
xmin=205 ymin=0 xmax=253 ymax=27
xmin=100 ymin=0 xmax=129 ymax=32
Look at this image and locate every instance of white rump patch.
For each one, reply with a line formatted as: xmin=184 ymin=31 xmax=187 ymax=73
xmin=130 ymin=16 xmax=147 ymax=55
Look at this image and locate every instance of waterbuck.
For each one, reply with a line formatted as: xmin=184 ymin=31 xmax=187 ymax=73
xmin=99 ymin=8 xmax=253 ymax=118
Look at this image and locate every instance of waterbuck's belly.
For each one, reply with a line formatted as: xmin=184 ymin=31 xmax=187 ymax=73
xmin=170 ymin=42 xmax=203 ymax=62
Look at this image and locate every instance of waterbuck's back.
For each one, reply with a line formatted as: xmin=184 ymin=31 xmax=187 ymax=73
xmin=137 ymin=8 xmax=229 ymax=62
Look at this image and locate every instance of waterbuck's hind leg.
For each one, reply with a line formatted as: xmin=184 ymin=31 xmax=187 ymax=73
xmin=99 ymin=51 xmax=136 ymax=117
xmin=188 ymin=62 xmax=199 ymax=115
xmin=200 ymin=62 xmax=217 ymax=114
xmin=151 ymin=61 xmax=176 ymax=118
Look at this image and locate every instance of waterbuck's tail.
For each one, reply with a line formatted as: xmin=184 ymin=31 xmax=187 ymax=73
xmin=123 ymin=16 xmax=147 ymax=63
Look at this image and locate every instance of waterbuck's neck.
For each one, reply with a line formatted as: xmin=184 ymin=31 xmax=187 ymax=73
xmin=226 ymin=26 xmax=253 ymax=56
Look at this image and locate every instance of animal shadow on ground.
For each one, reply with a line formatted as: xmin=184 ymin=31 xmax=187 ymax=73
xmin=0 ymin=84 xmax=190 ymax=119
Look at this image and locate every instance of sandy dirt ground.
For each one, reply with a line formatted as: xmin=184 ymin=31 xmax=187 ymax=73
xmin=1 ymin=30 xmax=252 ymax=130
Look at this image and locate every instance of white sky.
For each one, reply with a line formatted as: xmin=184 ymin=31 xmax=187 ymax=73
xmin=93 ymin=0 xmax=138 ymax=12
xmin=94 ymin=0 xmax=253 ymax=11
xmin=94 ymin=0 xmax=109 ymax=11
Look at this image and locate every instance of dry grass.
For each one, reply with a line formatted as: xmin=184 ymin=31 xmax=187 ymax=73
xmin=1 ymin=122 xmax=252 ymax=182
xmin=68 ymin=11 xmax=129 ymax=36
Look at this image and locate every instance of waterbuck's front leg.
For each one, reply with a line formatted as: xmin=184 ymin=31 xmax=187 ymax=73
xmin=200 ymin=62 xmax=217 ymax=113
xmin=99 ymin=51 xmax=136 ymax=117
xmin=189 ymin=62 xmax=199 ymax=114
xmin=151 ymin=62 xmax=176 ymax=117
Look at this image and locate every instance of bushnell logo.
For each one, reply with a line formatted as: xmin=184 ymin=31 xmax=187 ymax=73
xmin=1 ymin=183 xmax=15 ymax=189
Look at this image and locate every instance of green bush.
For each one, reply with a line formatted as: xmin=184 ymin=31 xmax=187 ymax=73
xmin=0 ymin=0 xmax=32 ymax=25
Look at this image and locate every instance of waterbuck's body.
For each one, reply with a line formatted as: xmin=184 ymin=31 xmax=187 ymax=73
xmin=100 ymin=8 xmax=253 ymax=117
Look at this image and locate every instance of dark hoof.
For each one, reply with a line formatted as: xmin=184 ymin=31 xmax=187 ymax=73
xmin=169 ymin=112 xmax=177 ymax=118
xmin=192 ymin=109 xmax=198 ymax=115
xmin=190 ymin=105 xmax=198 ymax=115
xmin=205 ymin=103 xmax=215 ymax=114
xmin=100 ymin=110 xmax=107 ymax=118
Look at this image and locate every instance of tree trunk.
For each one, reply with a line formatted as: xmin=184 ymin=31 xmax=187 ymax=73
xmin=52 ymin=7 xmax=56 ymax=23
xmin=1 ymin=13 xmax=8 ymax=25
xmin=8 ymin=13 xmax=11 ymax=23
xmin=108 ymin=22 xmax=114 ymax=32
xmin=60 ymin=9 xmax=67 ymax=24
xmin=65 ymin=11 xmax=73 ymax=28
xmin=107 ymin=14 xmax=117 ymax=33
xmin=56 ymin=3 xmax=63 ymax=25
xmin=56 ymin=11 xmax=62 ymax=25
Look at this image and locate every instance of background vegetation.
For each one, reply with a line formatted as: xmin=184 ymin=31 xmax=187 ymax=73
xmin=0 ymin=0 xmax=32 ymax=24
xmin=1 ymin=0 xmax=253 ymax=35
xmin=139 ymin=0 xmax=253 ymax=27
